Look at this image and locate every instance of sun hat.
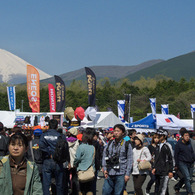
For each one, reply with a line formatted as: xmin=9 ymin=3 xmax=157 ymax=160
xmin=69 ymin=127 xmax=78 ymax=136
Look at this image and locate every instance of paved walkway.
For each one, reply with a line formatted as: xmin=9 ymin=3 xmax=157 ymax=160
xmin=96 ymin=172 xmax=195 ymax=195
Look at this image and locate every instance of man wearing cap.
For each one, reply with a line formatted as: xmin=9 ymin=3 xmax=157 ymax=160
xmin=0 ymin=122 xmax=9 ymax=156
xmin=102 ymin=124 xmax=133 ymax=195
xmin=29 ymin=129 xmax=43 ymax=179
xmin=152 ymin=129 xmax=173 ymax=195
xmin=105 ymin=128 xmax=114 ymax=143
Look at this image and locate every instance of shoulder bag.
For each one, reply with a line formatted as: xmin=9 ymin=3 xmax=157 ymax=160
xmin=138 ymin=147 xmax=151 ymax=171
xmin=77 ymin=147 xmax=95 ymax=183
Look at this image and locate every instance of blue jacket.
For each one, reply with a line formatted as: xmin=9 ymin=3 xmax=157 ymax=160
xmin=39 ymin=129 xmax=67 ymax=159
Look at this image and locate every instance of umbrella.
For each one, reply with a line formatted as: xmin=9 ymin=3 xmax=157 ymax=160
xmin=74 ymin=107 xmax=85 ymax=121
xmin=85 ymin=107 xmax=96 ymax=121
xmin=64 ymin=107 xmax=74 ymax=121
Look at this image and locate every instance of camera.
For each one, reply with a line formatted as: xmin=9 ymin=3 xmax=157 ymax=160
xmin=106 ymin=154 xmax=120 ymax=168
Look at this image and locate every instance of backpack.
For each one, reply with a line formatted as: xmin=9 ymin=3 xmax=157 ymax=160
xmin=53 ymin=135 xmax=69 ymax=163
xmin=30 ymin=139 xmax=43 ymax=164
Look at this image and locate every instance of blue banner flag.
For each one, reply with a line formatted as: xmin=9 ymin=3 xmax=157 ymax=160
xmin=117 ymin=100 xmax=125 ymax=122
xmin=149 ymin=98 xmax=156 ymax=128
xmin=161 ymin=104 xmax=169 ymax=115
xmin=190 ymin=104 xmax=195 ymax=118
xmin=7 ymin=86 xmax=16 ymax=111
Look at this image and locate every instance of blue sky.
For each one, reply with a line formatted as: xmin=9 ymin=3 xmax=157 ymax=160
xmin=0 ymin=1 xmax=194 ymax=75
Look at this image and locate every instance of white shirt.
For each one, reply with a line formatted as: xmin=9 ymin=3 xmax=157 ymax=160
xmin=132 ymin=146 xmax=152 ymax=175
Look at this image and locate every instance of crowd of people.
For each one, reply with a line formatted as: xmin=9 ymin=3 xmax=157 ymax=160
xmin=0 ymin=120 xmax=194 ymax=195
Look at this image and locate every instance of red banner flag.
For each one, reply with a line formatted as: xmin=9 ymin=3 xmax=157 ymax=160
xmin=48 ymin=84 xmax=56 ymax=112
xmin=27 ymin=64 xmax=40 ymax=112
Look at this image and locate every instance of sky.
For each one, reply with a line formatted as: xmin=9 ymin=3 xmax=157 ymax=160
xmin=0 ymin=1 xmax=195 ymax=76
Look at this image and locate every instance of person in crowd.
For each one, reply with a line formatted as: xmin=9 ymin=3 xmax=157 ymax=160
xmin=74 ymin=131 xmax=95 ymax=195
xmin=0 ymin=122 xmax=9 ymax=156
xmin=171 ymin=134 xmax=176 ymax=140
xmin=152 ymin=129 xmax=173 ymax=195
xmin=175 ymin=134 xmax=180 ymax=141
xmin=39 ymin=119 xmax=70 ymax=195
xmin=145 ymin=133 xmax=159 ymax=195
xmin=128 ymin=129 xmax=136 ymax=148
xmin=190 ymin=132 xmax=195 ymax=155
xmin=28 ymin=129 xmax=43 ymax=180
xmin=105 ymin=128 xmax=114 ymax=143
xmin=102 ymin=124 xmax=133 ymax=195
xmin=65 ymin=127 xmax=80 ymax=195
xmin=87 ymin=128 xmax=102 ymax=195
xmin=174 ymin=128 xmax=195 ymax=195
xmin=132 ymin=134 xmax=151 ymax=195
xmin=77 ymin=127 xmax=84 ymax=143
xmin=0 ymin=132 xmax=43 ymax=194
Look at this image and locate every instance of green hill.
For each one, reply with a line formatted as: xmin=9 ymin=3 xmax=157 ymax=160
xmin=127 ymin=51 xmax=195 ymax=81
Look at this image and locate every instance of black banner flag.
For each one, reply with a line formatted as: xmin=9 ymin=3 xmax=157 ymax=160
xmin=124 ymin=94 xmax=130 ymax=122
xmin=54 ymin=75 xmax=66 ymax=112
xmin=85 ymin=67 xmax=96 ymax=106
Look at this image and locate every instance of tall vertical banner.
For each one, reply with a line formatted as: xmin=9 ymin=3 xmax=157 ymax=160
xmin=7 ymin=86 xmax=16 ymax=111
xmin=85 ymin=67 xmax=96 ymax=106
xmin=161 ymin=104 xmax=169 ymax=115
xmin=117 ymin=100 xmax=125 ymax=122
xmin=48 ymin=84 xmax=56 ymax=112
xmin=54 ymin=75 xmax=65 ymax=112
xmin=124 ymin=94 xmax=131 ymax=122
xmin=149 ymin=98 xmax=156 ymax=128
xmin=27 ymin=65 xmax=40 ymax=113
xmin=190 ymin=104 xmax=195 ymax=118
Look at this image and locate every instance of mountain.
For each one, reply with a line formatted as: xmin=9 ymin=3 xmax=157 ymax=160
xmin=0 ymin=49 xmax=51 ymax=84
xmin=41 ymin=59 xmax=163 ymax=85
xmin=127 ymin=51 xmax=195 ymax=81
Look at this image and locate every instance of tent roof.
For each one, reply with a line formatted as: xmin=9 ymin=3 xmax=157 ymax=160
xmin=126 ymin=114 xmax=155 ymax=129
xmin=126 ymin=113 xmax=193 ymax=131
xmin=81 ymin=111 xmax=124 ymax=128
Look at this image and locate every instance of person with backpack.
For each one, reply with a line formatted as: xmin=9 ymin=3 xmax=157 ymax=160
xmin=29 ymin=129 xmax=43 ymax=180
xmin=102 ymin=124 xmax=133 ymax=195
xmin=0 ymin=122 xmax=9 ymax=156
xmin=39 ymin=119 xmax=70 ymax=195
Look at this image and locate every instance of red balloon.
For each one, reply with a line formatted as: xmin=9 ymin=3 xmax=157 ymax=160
xmin=74 ymin=107 xmax=85 ymax=121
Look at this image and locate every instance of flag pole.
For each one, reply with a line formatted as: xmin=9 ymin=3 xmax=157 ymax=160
xmin=128 ymin=94 xmax=131 ymax=123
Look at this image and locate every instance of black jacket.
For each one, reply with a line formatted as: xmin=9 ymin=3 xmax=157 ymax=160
xmin=174 ymin=139 xmax=195 ymax=167
xmin=0 ymin=134 xmax=9 ymax=156
xmin=154 ymin=142 xmax=173 ymax=176
xmin=92 ymin=140 xmax=101 ymax=171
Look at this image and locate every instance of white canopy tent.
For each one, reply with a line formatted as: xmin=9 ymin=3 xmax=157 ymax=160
xmin=156 ymin=114 xmax=193 ymax=131
xmin=0 ymin=111 xmax=16 ymax=128
xmin=81 ymin=111 xmax=124 ymax=128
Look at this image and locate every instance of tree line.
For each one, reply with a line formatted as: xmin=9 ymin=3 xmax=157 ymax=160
xmin=1 ymin=76 xmax=195 ymax=121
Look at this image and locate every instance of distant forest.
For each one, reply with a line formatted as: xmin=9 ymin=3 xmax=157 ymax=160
xmin=1 ymin=76 xmax=195 ymax=121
